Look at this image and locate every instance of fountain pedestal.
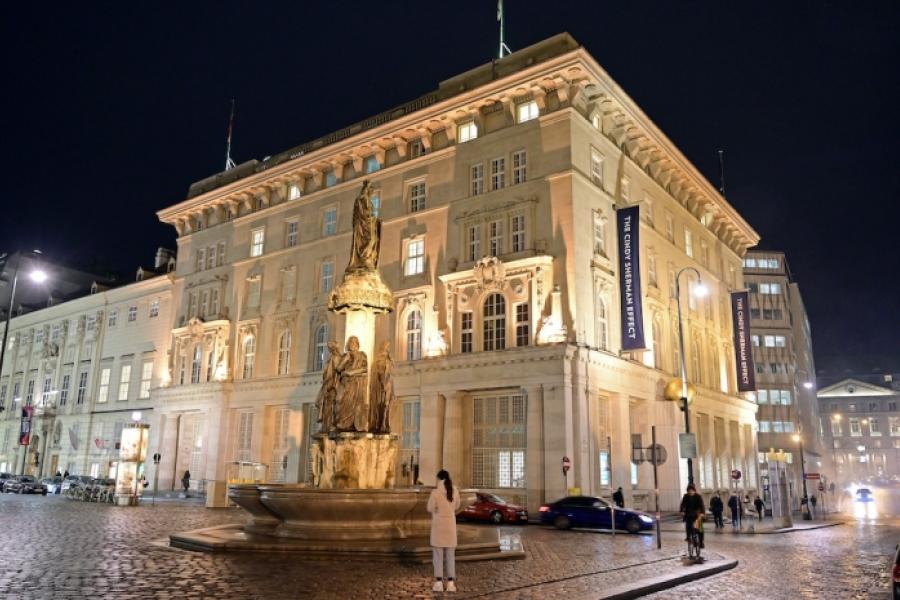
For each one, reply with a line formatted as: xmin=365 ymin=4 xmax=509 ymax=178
xmin=311 ymin=432 xmax=399 ymax=489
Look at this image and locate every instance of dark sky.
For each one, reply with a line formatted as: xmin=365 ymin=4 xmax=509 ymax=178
xmin=2 ymin=1 xmax=898 ymax=375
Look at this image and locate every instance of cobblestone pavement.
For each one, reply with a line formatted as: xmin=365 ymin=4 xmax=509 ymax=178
xmin=0 ymin=494 xmax=893 ymax=599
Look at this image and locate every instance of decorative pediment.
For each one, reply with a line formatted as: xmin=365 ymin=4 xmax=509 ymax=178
xmin=474 ymin=257 xmax=506 ymax=293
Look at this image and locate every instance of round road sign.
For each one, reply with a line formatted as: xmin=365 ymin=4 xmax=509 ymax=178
xmin=731 ymin=469 xmax=742 ymax=480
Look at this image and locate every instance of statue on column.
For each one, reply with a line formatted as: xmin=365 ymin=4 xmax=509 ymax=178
xmin=333 ymin=336 xmax=369 ymax=432
xmin=369 ymin=342 xmax=396 ymax=434
xmin=315 ymin=341 xmax=342 ymax=432
xmin=346 ymin=180 xmax=381 ymax=274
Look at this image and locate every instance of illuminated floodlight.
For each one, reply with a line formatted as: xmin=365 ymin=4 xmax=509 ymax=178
xmin=29 ymin=270 xmax=48 ymax=283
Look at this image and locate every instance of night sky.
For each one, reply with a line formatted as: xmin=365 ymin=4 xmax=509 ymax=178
xmin=2 ymin=1 xmax=898 ymax=375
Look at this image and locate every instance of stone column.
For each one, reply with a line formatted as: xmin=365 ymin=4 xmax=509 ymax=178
xmin=204 ymin=399 xmax=231 ymax=507
xmin=155 ymin=413 xmax=180 ymax=492
xmin=542 ymin=382 xmax=573 ymax=503
xmin=608 ymin=392 xmax=633 ymax=506
xmin=418 ymin=392 xmax=445 ymax=486
xmin=441 ymin=392 xmax=465 ymax=483
xmin=525 ymin=385 xmax=546 ymax=516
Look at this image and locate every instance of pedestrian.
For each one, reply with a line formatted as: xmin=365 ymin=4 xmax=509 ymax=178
xmin=727 ymin=493 xmax=739 ymax=527
xmin=63 ymin=470 xmax=70 ymax=478
xmin=182 ymin=470 xmax=191 ymax=497
xmin=55 ymin=470 xmax=61 ymax=477
xmin=427 ymin=470 xmax=461 ymax=593
xmin=679 ymin=483 xmax=705 ymax=548
xmin=810 ymin=494 xmax=817 ymax=517
xmin=754 ymin=495 xmax=765 ymax=520
xmin=612 ymin=486 xmax=625 ymax=508
xmin=709 ymin=493 xmax=724 ymax=529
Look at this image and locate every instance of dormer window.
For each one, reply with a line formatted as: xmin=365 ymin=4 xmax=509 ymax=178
xmin=457 ymin=121 xmax=478 ymax=143
xmin=365 ymin=155 xmax=380 ymax=174
xmin=517 ymin=100 xmax=539 ymax=123
xmin=288 ymin=183 xmax=301 ymax=200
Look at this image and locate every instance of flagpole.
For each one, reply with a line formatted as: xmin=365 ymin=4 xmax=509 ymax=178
xmin=225 ymin=99 xmax=236 ymax=171
xmin=497 ymin=0 xmax=511 ymax=58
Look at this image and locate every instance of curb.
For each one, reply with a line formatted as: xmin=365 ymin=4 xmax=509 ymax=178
xmin=660 ymin=521 xmax=844 ymax=535
xmin=601 ymin=558 xmax=738 ymax=599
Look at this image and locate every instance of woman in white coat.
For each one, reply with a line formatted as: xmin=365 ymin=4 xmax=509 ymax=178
xmin=426 ymin=469 xmax=461 ymax=593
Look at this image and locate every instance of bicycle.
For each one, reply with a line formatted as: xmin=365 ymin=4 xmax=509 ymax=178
xmin=686 ymin=515 xmax=704 ymax=563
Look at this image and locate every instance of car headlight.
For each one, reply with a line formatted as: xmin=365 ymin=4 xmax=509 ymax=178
xmin=638 ymin=515 xmax=654 ymax=524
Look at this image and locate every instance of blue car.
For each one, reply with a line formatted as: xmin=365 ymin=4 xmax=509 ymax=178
xmin=539 ymin=495 xmax=655 ymax=533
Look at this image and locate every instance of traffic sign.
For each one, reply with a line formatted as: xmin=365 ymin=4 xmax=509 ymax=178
xmin=562 ymin=456 xmax=571 ymax=474
xmin=804 ymin=473 xmax=821 ymax=480
xmin=647 ymin=444 xmax=667 ymax=466
xmin=678 ymin=433 xmax=697 ymax=459
xmin=731 ymin=469 xmax=742 ymax=481
xmin=818 ymin=483 xmax=825 ymax=492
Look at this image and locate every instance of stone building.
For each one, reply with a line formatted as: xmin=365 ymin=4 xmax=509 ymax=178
xmin=152 ymin=33 xmax=761 ymax=513
xmin=742 ymin=250 xmax=826 ymax=503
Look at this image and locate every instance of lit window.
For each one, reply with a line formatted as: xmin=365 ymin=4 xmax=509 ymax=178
xmin=118 ymin=364 xmax=132 ymax=401
xmin=461 ymin=313 xmax=473 ymax=354
xmin=751 ymin=335 xmax=760 ymax=346
xmin=870 ymin=417 xmax=881 ymax=436
xmin=323 ymin=208 xmax=337 ymax=236
xmin=515 ymin=303 xmax=530 ymax=347
xmin=590 ymin=148 xmax=604 ymax=186
xmin=596 ymin=296 xmax=609 ymax=351
xmin=648 ymin=254 xmax=658 ymax=287
xmin=760 ymin=282 xmax=782 ymax=295
xmin=371 ymin=193 xmax=381 ymax=218
xmin=288 ymin=183 xmax=301 ymax=200
xmin=472 ymin=395 xmax=526 ymax=489
xmin=139 ymin=362 xmax=153 ymax=399
xmin=406 ymin=311 xmax=422 ymax=361
xmin=759 ymin=421 xmax=770 ymax=433
xmin=489 ymin=220 xmax=503 ymax=257
xmin=471 ymin=164 xmax=484 ymax=196
xmin=286 ymin=221 xmax=299 ymax=247
xmin=405 ymin=239 xmax=425 ymax=276
xmin=490 ymin=157 xmax=505 ymax=190
xmin=457 ymin=121 xmax=477 ymax=143
xmin=242 ymin=336 xmax=256 ymax=379
xmin=98 ymin=368 xmax=110 ymax=403
xmin=277 ymin=330 xmax=292 ymax=375
xmin=511 ymin=214 xmax=526 ymax=252
xmin=684 ymin=229 xmax=694 ymax=257
xmin=325 ymin=170 xmax=337 ymax=187
xmin=665 ymin=214 xmax=675 ymax=243
xmin=191 ymin=344 xmax=202 ymax=384
xmin=512 ymin=150 xmax=527 ymax=185
xmin=250 ymin=228 xmax=265 ymax=257
xmin=128 ymin=306 xmax=137 ymax=322
xmin=320 ymin=261 xmax=334 ymax=293
xmin=483 ymin=293 xmax=506 ymax=351
xmin=409 ymin=182 xmax=426 ymax=212
xmin=365 ymin=155 xmax=380 ymax=174
xmin=467 ymin=225 xmax=481 ymax=262
xmin=517 ymin=100 xmax=539 ymax=123
xmin=313 ymin=324 xmax=330 ymax=371
xmin=149 ymin=299 xmax=159 ymax=318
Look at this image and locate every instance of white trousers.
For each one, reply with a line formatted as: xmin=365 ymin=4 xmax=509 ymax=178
xmin=432 ymin=547 xmax=456 ymax=579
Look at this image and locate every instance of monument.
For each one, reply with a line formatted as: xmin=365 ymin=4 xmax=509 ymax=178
xmin=170 ymin=181 xmax=520 ymax=562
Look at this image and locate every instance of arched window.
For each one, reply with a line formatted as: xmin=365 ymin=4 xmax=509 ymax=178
xmin=483 ymin=293 xmax=506 ymax=351
xmin=651 ymin=316 xmax=662 ymax=370
xmin=242 ymin=335 xmax=256 ymax=379
xmin=191 ymin=344 xmax=202 ymax=384
xmin=313 ymin=324 xmax=329 ymax=371
xmin=596 ymin=296 xmax=609 ymax=351
xmin=691 ymin=337 xmax=702 ymax=385
xmin=277 ymin=330 xmax=292 ymax=375
xmin=406 ymin=310 xmax=422 ymax=361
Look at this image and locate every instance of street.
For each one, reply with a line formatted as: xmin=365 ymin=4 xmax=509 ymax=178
xmin=0 ymin=494 xmax=895 ymax=599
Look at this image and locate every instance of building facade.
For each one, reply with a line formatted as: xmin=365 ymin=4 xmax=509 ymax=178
xmin=742 ymin=251 xmax=825 ymax=504
xmin=819 ymin=375 xmax=900 ymax=486
xmin=151 ymin=33 xmax=760 ymax=513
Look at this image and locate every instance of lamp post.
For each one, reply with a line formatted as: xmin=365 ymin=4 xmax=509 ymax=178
xmin=674 ymin=266 xmax=708 ymax=486
xmin=793 ymin=433 xmax=811 ymax=520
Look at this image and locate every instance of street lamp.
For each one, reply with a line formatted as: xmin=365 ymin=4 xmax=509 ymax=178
xmin=793 ymin=433 xmax=811 ymax=520
xmin=675 ymin=266 xmax=707 ymax=486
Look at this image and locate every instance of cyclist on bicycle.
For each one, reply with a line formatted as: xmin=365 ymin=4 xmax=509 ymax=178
xmin=680 ymin=483 xmax=705 ymax=549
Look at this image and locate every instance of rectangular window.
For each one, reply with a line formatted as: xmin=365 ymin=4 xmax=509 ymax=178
xmin=41 ymin=376 xmax=52 ymax=406
xmin=401 ymin=399 xmax=421 ymax=453
xmin=217 ymin=242 xmax=226 ymax=266
xmin=684 ymin=229 xmax=694 ymax=257
xmin=59 ymin=374 xmax=70 ymax=406
xmin=831 ymin=419 xmax=842 ymax=436
xmin=644 ymin=194 xmax=655 ymax=224
xmin=869 ymin=417 xmax=881 ymax=436
xmin=757 ymin=390 xmax=769 ymax=404
xmin=325 ymin=170 xmax=337 ymax=187
xmin=409 ymin=139 xmax=425 ymax=158
xmin=321 ymin=261 xmax=334 ymax=293
xmin=149 ymin=299 xmax=159 ymax=318
xmin=461 ymin=313 xmax=473 ymax=354
xmin=364 ymin=155 xmax=380 ymax=174
xmin=590 ymin=148 xmax=604 ymax=186
xmin=98 ymin=368 xmax=111 ymax=403
xmin=467 ymin=225 xmax=481 ymax=262
xmin=250 ymin=228 xmax=265 ymax=257
xmin=76 ymin=371 xmax=88 ymax=405
xmin=209 ymin=289 xmax=219 ymax=316
xmin=457 ymin=121 xmax=477 ymax=143
xmin=24 ymin=379 xmax=34 ymax=406
xmin=849 ymin=418 xmax=861 ymax=437
xmin=648 ymin=254 xmax=658 ymax=287
xmin=206 ymin=245 xmax=216 ymax=269
xmin=288 ymin=183 xmax=301 ymax=200
xmin=489 ymin=220 xmax=503 ymax=257
xmin=247 ymin=277 xmax=261 ymax=308
xmin=701 ymin=243 xmax=709 ymax=268
xmin=199 ymin=291 xmax=208 ymax=318
xmin=139 ymin=362 xmax=153 ymax=399
xmin=759 ymin=420 xmax=770 ymax=433
xmin=196 ymin=248 xmax=205 ymax=272
xmin=470 ymin=164 xmax=484 ymax=196
xmin=599 ymin=450 xmax=610 ymax=486
xmin=323 ymin=208 xmax=337 ymax=236
xmin=234 ymin=411 xmax=254 ymax=462
xmin=512 ymin=150 xmax=527 ymax=185
xmin=409 ymin=182 xmax=426 ymax=212
xmin=751 ymin=335 xmax=760 ymax=346
xmin=511 ymin=214 xmax=526 ymax=252
xmin=108 ymin=310 xmax=118 ymax=328
xmin=86 ymin=315 xmax=96 ymax=331
xmin=515 ymin=304 xmax=530 ymax=347
xmin=282 ymin=267 xmax=297 ymax=302
xmin=127 ymin=306 xmax=137 ymax=322
xmin=890 ymin=417 xmax=900 ymax=436
xmin=517 ymin=100 xmax=539 ymax=123
xmin=286 ymin=220 xmax=299 ymax=247
xmin=405 ymin=239 xmax=425 ymax=276
xmin=490 ymin=157 xmax=505 ymax=190
xmin=472 ymin=395 xmax=526 ymax=489
xmin=665 ymin=214 xmax=675 ymax=243
xmin=118 ymin=364 xmax=131 ymax=401
xmin=370 ymin=193 xmax=381 ymax=218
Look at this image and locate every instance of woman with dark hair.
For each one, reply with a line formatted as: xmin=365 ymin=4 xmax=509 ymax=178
xmin=426 ymin=469 xmax=461 ymax=593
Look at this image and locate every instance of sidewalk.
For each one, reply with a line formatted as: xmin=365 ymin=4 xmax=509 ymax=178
xmin=659 ymin=512 xmax=845 ymax=534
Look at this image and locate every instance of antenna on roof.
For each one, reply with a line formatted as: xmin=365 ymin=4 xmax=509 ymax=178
xmin=717 ymin=149 xmax=726 ymax=196
xmin=497 ymin=0 xmax=512 ymax=58
xmin=224 ymin=99 xmax=237 ymax=171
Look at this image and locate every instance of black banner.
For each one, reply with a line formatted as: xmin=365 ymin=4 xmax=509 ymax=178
xmin=730 ymin=291 xmax=756 ymax=392
xmin=617 ymin=205 xmax=646 ymax=350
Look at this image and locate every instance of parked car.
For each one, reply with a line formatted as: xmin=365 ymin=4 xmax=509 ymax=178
xmin=539 ymin=495 xmax=655 ymax=533
xmin=892 ymin=544 xmax=900 ymax=600
xmin=41 ymin=476 xmax=64 ymax=494
xmin=0 ymin=473 xmax=13 ymax=486
xmin=60 ymin=475 xmax=93 ymax=494
xmin=3 ymin=475 xmax=47 ymax=495
xmin=460 ymin=493 xmax=529 ymax=524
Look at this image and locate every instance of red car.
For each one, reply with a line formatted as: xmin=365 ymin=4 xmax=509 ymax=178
xmin=460 ymin=493 xmax=529 ymax=524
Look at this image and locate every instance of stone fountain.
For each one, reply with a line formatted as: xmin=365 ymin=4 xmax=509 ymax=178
xmin=170 ymin=181 xmax=521 ymax=562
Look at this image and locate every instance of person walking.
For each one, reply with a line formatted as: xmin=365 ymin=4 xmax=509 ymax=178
xmin=727 ymin=493 xmax=740 ymax=527
xmin=679 ymin=484 xmax=705 ymax=548
xmin=754 ymin=495 xmax=765 ymax=521
xmin=181 ymin=470 xmax=191 ymax=497
xmin=427 ymin=470 xmax=461 ymax=593
xmin=810 ymin=494 xmax=817 ymax=518
xmin=709 ymin=493 xmax=724 ymax=529
xmin=612 ymin=486 xmax=625 ymax=508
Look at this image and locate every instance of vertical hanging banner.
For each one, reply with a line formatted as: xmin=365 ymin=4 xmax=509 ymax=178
xmin=730 ymin=291 xmax=756 ymax=392
xmin=19 ymin=406 xmax=34 ymax=446
xmin=617 ymin=205 xmax=646 ymax=350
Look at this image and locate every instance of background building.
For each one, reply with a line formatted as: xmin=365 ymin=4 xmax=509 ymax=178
xmin=743 ymin=250 xmax=825 ymax=506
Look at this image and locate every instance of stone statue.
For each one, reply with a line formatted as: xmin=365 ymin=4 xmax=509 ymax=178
xmin=369 ymin=342 xmax=396 ymax=434
xmin=315 ymin=341 xmax=342 ymax=432
xmin=346 ymin=180 xmax=381 ymax=274
xmin=333 ymin=336 xmax=369 ymax=432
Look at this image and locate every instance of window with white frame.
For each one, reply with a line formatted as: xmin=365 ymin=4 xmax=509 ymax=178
xmin=277 ymin=330 xmax=292 ymax=375
xmin=288 ymin=183 xmax=301 ymax=200
xmin=250 ymin=228 xmax=265 ymax=257
xmin=472 ymin=395 xmax=526 ymax=489
xmin=665 ymin=213 xmax=675 ymax=242
xmin=890 ymin=417 xmax=900 ymax=436
xmin=59 ymin=374 xmax=70 ymax=406
xmin=461 ymin=312 xmax=473 ymax=353
xmin=684 ymin=229 xmax=694 ymax=257
xmin=401 ymin=399 xmax=421 ymax=460
xmin=149 ymin=299 xmax=159 ymax=318
xmin=41 ymin=376 xmax=52 ymax=406
xmin=286 ymin=220 xmax=299 ymax=247
xmin=206 ymin=245 xmax=216 ymax=270
xmin=760 ymin=282 xmax=783 ymax=295
xmin=467 ymin=224 xmax=481 ymax=262
xmin=592 ymin=210 xmax=606 ymax=256
xmin=849 ymin=417 xmax=861 ymax=437
xmin=405 ymin=239 xmax=425 ymax=276
xmin=234 ymin=411 xmax=254 ymax=462
xmin=118 ymin=364 xmax=131 ymax=401
xmin=409 ymin=181 xmax=426 ymax=212
xmin=490 ymin=157 xmax=505 ymax=190
xmin=323 ymin=207 xmax=337 ymax=236
xmin=76 ymin=371 xmax=88 ymax=405
xmin=457 ymin=121 xmax=477 ymax=143
xmin=313 ymin=324 xmax=329 ymax=371
xmin=128 ymin=306 xmax=137 ymax=322
xmin=191 ymin=344 xmax=203 ymax=384
xmin=648 ymin=254 xmax=658 ymax=287
xmin=139 ymin=362 xmax=153 ymax=398
xmin=763 ymin=335 xmax=786 ymax=348
xmin=247 ymin=277 xmax=261 ymax=308
xmin=217 ymin=241 xmax=226 ymax=266
xmin=517 ymin=100 xmax=539 ymax=123
xmin=471 ymin=164 xmax=484 ymax=196
xmin=870 ymin=417 xmax=881 ymax=436
xmin=196 ymin=248 xmax=205 ymax=272
xmin=406 ymin=310 xmax=422 ymax=361
xmin=325 ymin=169 xmax=337 ymax=187
xmin=831 ymin=419 xmax=842 ymax=437
xmin=242 ymin=336 xmax=256 ymax=379
xmin=271 ymin=407 xmax=290 ymax=482
xmin=596 ymin=296 xmax=609 ymax=351
xmin=210 ymin=288 xmax=220 ymax=316
xmin=489 ymin=220 xmax=503 ymax=257
xmin=512 ymin=150 xmax=527 ymax=185
xmin=590 ymin=148 xmax=604 ymax=186
xmin=320 ymin=261 xmax=334 ymax=293
xmin=483 ymin=293 xmax=506 ymax=351
xmin=108 ymin=309 xmax=118 ymax=328
xmin=515 ymin=303 xmax=529 ymax=347
xmin=281 ymin=267 xmax=296 ymax=303
xmin=511 ymin=214 xmax=526 ymax=252
xmin=24 ymin=378 xmax=34 ymax=406
xmin=409 ymin=138 xmax=425 ymax=158
xmin=365 ymin=155 xmax=380 ymax=174
xmin=98 ymin=368 xmax=111 ymax=403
